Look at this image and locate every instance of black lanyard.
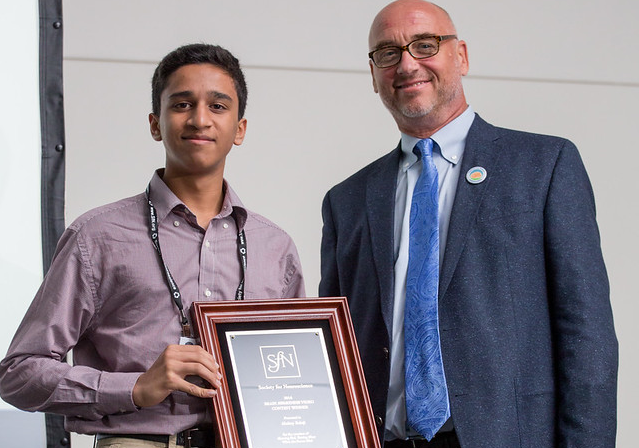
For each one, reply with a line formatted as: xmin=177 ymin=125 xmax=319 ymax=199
xmin=145 ymin=185 xmax=247 ymax=337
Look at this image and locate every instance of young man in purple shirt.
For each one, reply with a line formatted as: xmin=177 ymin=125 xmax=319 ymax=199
xmin=0 ymin=43 xmax=305 ymax=447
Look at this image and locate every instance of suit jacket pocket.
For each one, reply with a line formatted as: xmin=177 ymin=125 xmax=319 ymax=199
xmin=515 ymin=381 xmax=555 ymax=448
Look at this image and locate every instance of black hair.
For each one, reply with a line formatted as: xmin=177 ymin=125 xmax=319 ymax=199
xmin=151 ymin=43 xmax=247 ymax=118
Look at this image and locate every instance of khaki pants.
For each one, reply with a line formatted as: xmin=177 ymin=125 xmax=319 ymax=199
xmin=94 ymin=435 xmax=179 ymax=448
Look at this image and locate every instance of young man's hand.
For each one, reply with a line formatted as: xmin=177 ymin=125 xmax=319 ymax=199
xmin=132 ymin=344 xmax=222 ymax=408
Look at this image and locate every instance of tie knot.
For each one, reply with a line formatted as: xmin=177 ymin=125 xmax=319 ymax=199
xmin=413 ymin=138 xmax=434 ymax=160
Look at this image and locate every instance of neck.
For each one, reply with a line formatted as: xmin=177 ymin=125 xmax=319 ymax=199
xmin=162 ymin=170 xmax=225 ymax=228
xmin=397 ymin=102 xmax=468 ymax=139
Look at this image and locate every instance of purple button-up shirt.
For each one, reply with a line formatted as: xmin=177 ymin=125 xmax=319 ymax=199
xmin=0 ymin=171 xmax=305 ymax=435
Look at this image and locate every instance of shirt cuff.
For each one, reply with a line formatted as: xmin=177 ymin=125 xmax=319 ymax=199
xmin=96 ymin=371 xmax=142 ymax=415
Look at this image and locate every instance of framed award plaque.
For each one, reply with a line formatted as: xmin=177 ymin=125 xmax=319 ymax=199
xmin=191 ymin=297 xmax=380 ymax=448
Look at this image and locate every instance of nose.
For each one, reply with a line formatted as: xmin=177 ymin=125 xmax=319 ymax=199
xmin=396 ymin=49 xmax=420 ymax=75
xmin=188 ymin=103 xmax=213 ymax=128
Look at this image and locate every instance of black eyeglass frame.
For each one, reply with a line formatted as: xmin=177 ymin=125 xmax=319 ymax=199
xmin=368 ymin=34 xmax=458 ymax=68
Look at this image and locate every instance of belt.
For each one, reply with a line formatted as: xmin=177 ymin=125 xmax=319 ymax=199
xmin=384 ymin=431 xmax=460 ymax=448
xmin=96 ymin=427 xmax=215 ymax=447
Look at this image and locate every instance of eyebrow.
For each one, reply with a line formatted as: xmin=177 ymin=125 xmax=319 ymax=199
xmin=167 ymin=90 xmax=234 ymax=102
xmin=372 ymin=33 xmax=438 ymax=51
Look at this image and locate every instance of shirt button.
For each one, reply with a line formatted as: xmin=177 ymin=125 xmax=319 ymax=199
xmin=223 ymin=223 xmax=229 ymax=229
xmin=205 ymin=240 xmax=211 ymax=248
xmin=452 ymin=155 xmax=458 ymax=160
xmin=204 ymin=289 xmax=212 ymax=297
xmin=173 ymin=221 xmax=180 ymax=227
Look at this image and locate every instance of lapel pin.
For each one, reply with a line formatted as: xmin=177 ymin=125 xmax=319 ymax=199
xmin=466 ymin=166 xmax=487 ymax=184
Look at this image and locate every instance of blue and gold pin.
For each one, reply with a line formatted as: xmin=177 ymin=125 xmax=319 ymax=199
xmin=466 ymin=166 xmax=487 ymax=184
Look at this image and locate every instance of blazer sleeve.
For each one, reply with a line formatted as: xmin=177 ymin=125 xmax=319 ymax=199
xmin=544 ymin=140 xmax=618 ymax=447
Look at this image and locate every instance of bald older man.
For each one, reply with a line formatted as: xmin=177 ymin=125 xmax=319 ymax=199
xmin=319 ymin=1 xmax=617 ymax=447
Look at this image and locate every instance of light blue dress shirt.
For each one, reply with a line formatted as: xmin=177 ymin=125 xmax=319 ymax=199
xmin=386 ymin=106 xmax=476 ymax=439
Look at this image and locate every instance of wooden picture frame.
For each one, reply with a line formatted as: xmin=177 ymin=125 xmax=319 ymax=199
xmin=192 ymin=297 xmax=380 ymax=448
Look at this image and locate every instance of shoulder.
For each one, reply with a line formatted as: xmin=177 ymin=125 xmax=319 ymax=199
xmin=470 ymin=115 xmax=593 ymax=206
xmin=472 ymin=114 xmax=577 ymax=156
xmin=241 ymin=208 xmax=304 ymax=297
xmin=224 ymin=180 xmax=297 ymax=249
xmin=243 ymin=209 xmax=296 ymax=245
xmin=47 ymin=193 xmax=148 ymax=279
xmin=66 ymin=193 xmax=146 ymax=237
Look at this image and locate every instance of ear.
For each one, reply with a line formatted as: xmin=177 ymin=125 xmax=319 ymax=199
xmin=149 ymin=113 xmax=162 ymax=141
xmin=456 ymin=39 xmax=469 ymax=76
xmin=233 ymin=118 xmax=248 ymax=146
xmin=369 ymin=61 xmax=379 ymax=93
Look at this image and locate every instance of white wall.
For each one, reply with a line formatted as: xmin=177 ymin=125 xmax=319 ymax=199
xmin=0 ymin=1 xmax=47 ymax=445
xmin=0 ymin=1 xmax=44 ymax=394
xmin=59 ymin=0 xmax=638 ymax=446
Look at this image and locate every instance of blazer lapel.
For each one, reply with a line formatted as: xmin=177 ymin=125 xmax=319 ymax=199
xmin=439 ymin=116 xmax=502 ymax=300
xmin=367 ymin=145 xmax=401 ymax=336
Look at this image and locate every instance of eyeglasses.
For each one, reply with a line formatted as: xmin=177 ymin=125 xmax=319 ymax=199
xmin=368 ymin=35 xmax=457 ymax=68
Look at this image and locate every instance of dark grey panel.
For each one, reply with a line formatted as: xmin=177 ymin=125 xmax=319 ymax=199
xmin=40 ymin=0 xmax=66 ymax=272
xmin=39 ymin=0 xmax=69 ymax=447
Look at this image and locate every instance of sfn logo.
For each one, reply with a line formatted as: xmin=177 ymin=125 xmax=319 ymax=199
xmin=260 ymin=345 xmax=301 ymax=379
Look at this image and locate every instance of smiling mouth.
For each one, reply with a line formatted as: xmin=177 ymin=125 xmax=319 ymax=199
xmin=184 ymin=135 xmax=214 ymax=142
xmin=395 ymin=80 xmax=430 ymax=90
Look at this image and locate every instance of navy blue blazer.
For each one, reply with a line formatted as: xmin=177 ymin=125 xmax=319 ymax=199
xmin=319 ymin=115 xmax=617 ymax=448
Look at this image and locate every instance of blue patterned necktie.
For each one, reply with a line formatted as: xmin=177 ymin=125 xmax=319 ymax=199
xmin=405 ymin=138 xmax=450 ymax=440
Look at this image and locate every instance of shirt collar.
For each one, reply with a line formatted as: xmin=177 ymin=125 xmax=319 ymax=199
xmin=399 ymin=106 xmax=476 ymax=171
xmin=148 ymin=169 xmax=248 ymax=230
